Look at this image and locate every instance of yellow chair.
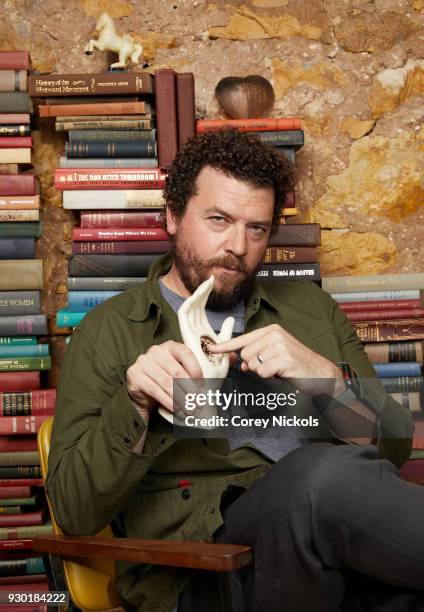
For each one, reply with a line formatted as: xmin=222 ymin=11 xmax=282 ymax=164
xmin=34 ymin=417 xmax=252 ymax=611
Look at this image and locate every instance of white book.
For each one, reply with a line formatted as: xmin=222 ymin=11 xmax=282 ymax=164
xmin=0 ymin=148 xmax=31 ymax=164
xmin=331 ymin=290 xmax=421 ymax=302
xmin=62 ymin=189 xmax=164 ymax=209
xmin=59 ymin=155 xmax=158 ymax=169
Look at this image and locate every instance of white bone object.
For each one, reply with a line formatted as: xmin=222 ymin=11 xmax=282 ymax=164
xmin=158 ymin=275 xmax=235 ymax=426
xmin=84 ymin=13 xmax=143 ymax=70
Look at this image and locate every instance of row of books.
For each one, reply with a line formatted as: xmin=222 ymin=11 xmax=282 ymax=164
xmin=0 ymin=49 xmax=52 ymax=595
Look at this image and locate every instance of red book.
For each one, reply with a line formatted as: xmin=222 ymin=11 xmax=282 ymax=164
xmin=176 ymin=73 xmax=195 ymax=151
xmin=0 ymin=438 xmax=38 ymax=453
xmin=0 ymin=479 xmax=42 ymax=487
xmin=0 ymin=52 xmax=30 ymax=70
xmin=346 ymin=308 xmax=424 ymax=323
xmin=340 ymin=299 xmax=422 ymax=312
xmin=0 ymin=539 xmax=33 ymax=552
xmin=39 ymin=100 xmax=149 ymax=118
xmin=72 ymin=240 xmax=171 ymax=255
xmin=0 ymin=389 xmax=56 ymax=417
xmin=72 ymin=227 xmax=169 ymax=242
xmin=80 ymin=210 xmax=163 ymax=229
xmin=155 ymin=69 xmax=178 ymax=169
xmin=196 ymin=117 xmax=302 ymax=133
xmin=0 ymin=511 xmax=43 ymax=528
xmin=0 ymin=574 xmax=46 ymax=584
xmin=55 ymin=168 xmax=167 ymax=190
xmin=0 ymin=416 xmax=49 ymax=436
xmin=0 ymin=175 xmax=35 ymax=196
xmin=0 ymin=137 xmax=32 ymax=149
xmin=0 ymin=114 xmax=30 ymax=125
xmin=0 ymin=373 xmax=40 ymax=393
xmin=0 ymin=487 xmax=30 ymax=500
xmin=399 ymin=459 xmax=424 ymax=484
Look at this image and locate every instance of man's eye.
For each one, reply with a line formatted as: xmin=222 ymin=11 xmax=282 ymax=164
xmin=250 ymin=226 xmax=267 ymax=235
xmin=210 ymin=216 xmax=227 ymax=223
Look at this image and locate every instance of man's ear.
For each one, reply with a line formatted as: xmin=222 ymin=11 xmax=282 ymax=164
xmin=166 ymin=206 xmax=179 ymax=237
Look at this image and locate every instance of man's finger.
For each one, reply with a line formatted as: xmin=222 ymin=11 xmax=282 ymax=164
xmin=209 ymin=328 xmax=266 ymax=353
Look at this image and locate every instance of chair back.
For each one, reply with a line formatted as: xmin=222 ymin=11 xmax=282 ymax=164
xmin=38 ymin=417 xmax=122 ymax=610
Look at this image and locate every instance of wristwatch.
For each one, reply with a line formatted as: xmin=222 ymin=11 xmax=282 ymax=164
xmin=335 ymin=361 xmax=362 ymax=403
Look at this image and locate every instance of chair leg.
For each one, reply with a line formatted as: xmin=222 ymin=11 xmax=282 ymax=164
xmin=216 ymin=571 xmax=247 ymax=612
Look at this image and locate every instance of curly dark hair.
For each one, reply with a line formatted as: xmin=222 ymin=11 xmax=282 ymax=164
xmin=162 ymin=128 xmax=294 ymax=231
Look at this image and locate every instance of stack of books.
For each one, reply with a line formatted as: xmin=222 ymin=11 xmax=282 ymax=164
xmin=0 ymin=50 xmax=53 ymax=594
xmin=31 ymin=70 xmax=197 ymax=335
xmin=322 ymin=272 xmax=424 ymax=469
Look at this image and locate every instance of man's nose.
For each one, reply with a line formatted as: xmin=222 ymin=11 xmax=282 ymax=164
xmin=225 ymin=225 xmax=247 ymax=257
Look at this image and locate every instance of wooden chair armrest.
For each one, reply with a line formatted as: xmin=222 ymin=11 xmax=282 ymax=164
xmin=32 ymin=535 xmax=252 ymax=571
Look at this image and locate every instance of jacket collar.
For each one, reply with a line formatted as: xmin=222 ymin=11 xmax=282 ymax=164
xmin=128 ymin=253 xmax=280 ymax=323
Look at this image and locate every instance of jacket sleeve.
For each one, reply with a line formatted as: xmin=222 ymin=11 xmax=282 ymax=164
xmin=327 ymin=291 xmax=414 ymax=469
xmin=46 ymin=325 xmax=154 ymax=536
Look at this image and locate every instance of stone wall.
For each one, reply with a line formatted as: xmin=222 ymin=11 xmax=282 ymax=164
xmin=0 ymin=0 xmax=423 ymax=380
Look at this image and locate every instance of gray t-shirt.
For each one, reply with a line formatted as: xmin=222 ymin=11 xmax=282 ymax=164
xmin=159 ymin=278 xmax=307 ymax=461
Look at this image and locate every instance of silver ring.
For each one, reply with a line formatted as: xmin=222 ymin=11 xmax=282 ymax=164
xmin=257 ymin=353 xmax=264 ymax=364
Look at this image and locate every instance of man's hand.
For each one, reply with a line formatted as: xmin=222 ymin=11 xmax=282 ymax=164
xmin=209 ymin=324 xmax=346 ymax=398
xmin=126 ymin=341 xmax=203 ymax=421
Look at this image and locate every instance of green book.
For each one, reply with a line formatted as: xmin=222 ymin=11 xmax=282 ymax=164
xmin=0 ymin=222 xmax=43 ymax=238
xmin=0 ymin=357 xmax=51 ymax=371
xmin=0 ymin=521 xmax=52 ymax=541
xmin=0 ymin=337 xmax=37 ymax=345
xmin=0 ymin=496 xmax=40 ymax=507
xmin=0 ymin=506 xmax=21 ymax=514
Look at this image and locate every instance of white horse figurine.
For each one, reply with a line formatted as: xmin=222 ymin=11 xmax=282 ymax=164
xmin=84 ymin=13 xmax=143 ymax=70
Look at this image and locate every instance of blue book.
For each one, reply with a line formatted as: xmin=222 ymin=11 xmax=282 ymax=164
xmin=56 ymin=309 xmax=86 ymax=328
xmin=0 ymin=238 xmax=35 ymax=259
xmin=67 ymin=290 xmax=122 ymax=312
xmin=374 ymin=362 xmax=422 ymax=378
xmin=0 ymin=344 xmax=49 ymax=358
xmin=0 ymin=336 xmax=37 ymax=345
xmin=332 ymin=290 xmax=421 ymax=303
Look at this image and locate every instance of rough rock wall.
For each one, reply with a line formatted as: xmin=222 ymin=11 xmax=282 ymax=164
xmin=0 ymin=0 xmax=423 ymax=380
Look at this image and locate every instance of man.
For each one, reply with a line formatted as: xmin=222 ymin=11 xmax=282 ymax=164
xmin=47 ymin=129 xmax=422 ymax=612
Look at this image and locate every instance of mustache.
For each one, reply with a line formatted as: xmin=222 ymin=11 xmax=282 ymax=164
xmin=207 ymin=255 xmax=249 ymax=273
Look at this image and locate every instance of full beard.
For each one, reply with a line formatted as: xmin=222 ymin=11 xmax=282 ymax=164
xmin=170 ymin=234 xmax=258 ymax=311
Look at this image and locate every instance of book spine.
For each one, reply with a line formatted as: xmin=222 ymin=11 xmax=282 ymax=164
xmin=0 ymin=195 xmax=40 ymax=210
xmin=196 ymin=117 xmax=302 ymax=132
xmin=39 ymin=100 xmax=148 ymax=117
xmin=0 ymin=93 xmax=32 ymax=114
xmin=0 ymin=338 xmax=37 ymax=346
xmin=0 ymin=539 xmax=34 ymax=552
xmin=390 ymin=392 xmax=422 ymax=412
xmin=256 ymin=263 xmax=320 ymax=281
xmin=354 ymin=319 xmax=424 ymax=342
xmin=0 ymin=416 xmax=48 ymax=436
xmin=68 ymin=129 xmax=156 ymax=143
xmin=0 ymin=436 xmax=38 ymax=452
xmin=56 ymin=114 xmax=151 ymax=121
xmin=262 ymin=246 xmax=317 ymax=264
xmin=0 ymin=357 xmax=50 ymax=372
xmin=364 ymin=341 xmax=423 ymax=364
xmin=59 ymin=156 xmax=158 ymax=169
xmin=252 ymin=130 xmax=304 ymax=147
xmin=72 ymin=227 xmax=168 ymax=241
xmin=322 ymin=273 xmax=424 ymax=293
xmin=0 ymin=522 xmax=52 ymax=541
xmin=56 ymin=310 xmax=85 ymax=328
xmin=0 ymin=479 xmax=42 ymax=486
xmin=0 ymin=149 xmax=31 ymax=164
xmin=0 ymin=316 xmax=48 ymax=336
xmin=0 ymin=52 xmax=30 ymax=70
xmin=0 ymin=126 xmax=30 ymax=136
xmin=67 ymin=277 xmax=146 ymax=291
xmin=65 ymin=141 xmax=157 ymax=158
xmin=0 ymin=508 xmax=21 ymax=515
xmin=0 ymin=292 xmax=40 ymax=317
xmin=0 ymin=115 xmax=30 ymax=126
xmin=0 ymin=452 xmax=39 ymax=467
xmin=0 ymin=211 xmax=39 ymax=223
xmin=155 ymin=69 xmax=178 ymax=169
xmin=0 ymin=345 xmax=48 ymax=358
xmin=80 ymin=210 xmax=162 ymax=228
xmin=0 ymin=556 xmax=44 ymax=576
xmin=0 ymin=239 xmax=35 ymax=259
xmin=28 ymin=72 xmax=154 ymax=96
xmin=0 ymin=137 xmax=31 ymax=148
xmin=0 ymin=389 xmax=55 ymax=417
xmin=381 ymin=376 xmax=423 ymax=393
xmin=176 ymin=72 xmax=195 ymax=151
xmin=0 ymin=372 xmax=40 ymax=393
xmin=373 ymin=362 xmax=422 ymax=377
xmin=346 ymin=308 xmax=424 ymax=322
xmin=333 ymin=291 xmax=422 ymax=303
xmin=0 ymin=175 xmax=35 ymax=196
xmin=67 ymin=291 xmax=122 ymax=312
xmin=0 ymin=487 xmax=30 ymax=500
xmin=68 ymin=254 xmax=159 ymax=277
xmin=0 ymin=511 xmax=43 ymax=528
xmin=0 ymin=261 xmax=43 ymax=291
xmin=62 ymin=189 xmax=164 ymax=210
xmin=56 ymin=119 xmax=153 ymax=131
xmin=72 ymin=240 xmax=170 ymax=255
xmin=0 ymin=223 xmax=42 ymax=238
xmin=340 ymin=299 xmax=422 ymax=312
xmin=55 ymin=168 xmax=166 ymax=190
xmin=267 ymin=223 xmax=321 ymax=246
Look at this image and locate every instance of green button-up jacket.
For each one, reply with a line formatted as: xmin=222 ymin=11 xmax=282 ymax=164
xmin=46 ymin=254 xmax=413 ymax=612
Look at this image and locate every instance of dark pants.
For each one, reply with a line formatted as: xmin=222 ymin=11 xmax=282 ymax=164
xmin=179 ymin=443 xmax=424 ymax=612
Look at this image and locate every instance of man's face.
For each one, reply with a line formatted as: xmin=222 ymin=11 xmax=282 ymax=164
xmin=166 ymin=165 xmax=274 ymax=310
